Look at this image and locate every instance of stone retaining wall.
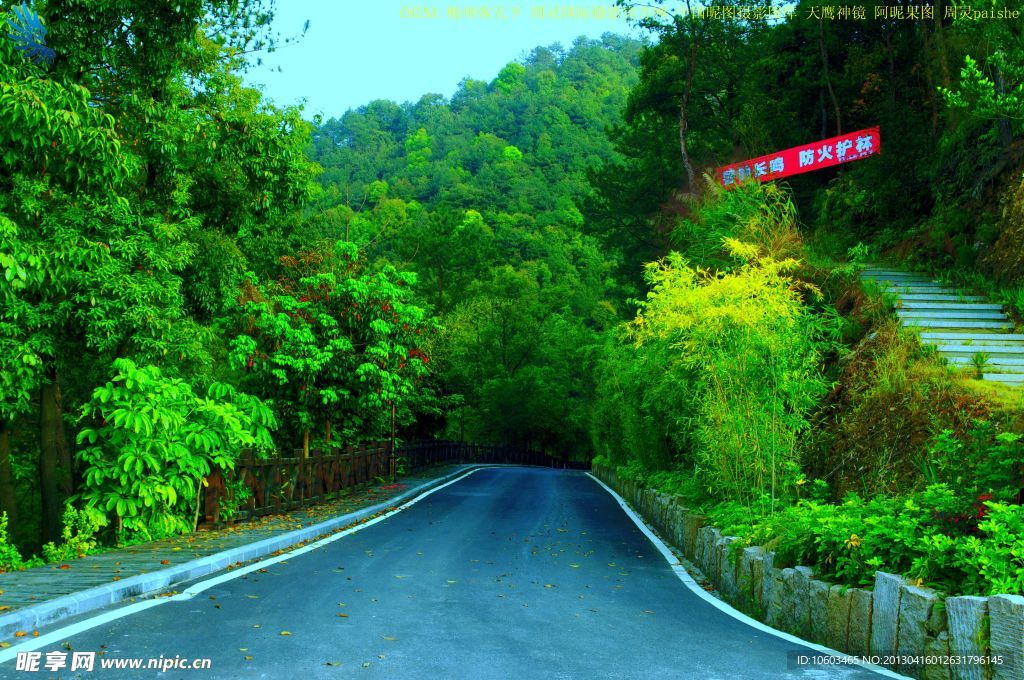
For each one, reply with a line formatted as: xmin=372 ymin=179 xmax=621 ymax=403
xmin=591 ymin=465 xmax=1022 ymax=680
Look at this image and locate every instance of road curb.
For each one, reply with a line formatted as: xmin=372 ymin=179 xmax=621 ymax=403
xmin=0 ymin=464 xmax=491 ymax=641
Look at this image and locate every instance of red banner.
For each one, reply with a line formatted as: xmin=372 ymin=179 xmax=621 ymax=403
xmin=715 ymin=126 xmax=881 ymax=188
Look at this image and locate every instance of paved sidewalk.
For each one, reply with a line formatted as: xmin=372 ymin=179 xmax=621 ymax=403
xmin=0 ymin=464 xmax=479 ymax=642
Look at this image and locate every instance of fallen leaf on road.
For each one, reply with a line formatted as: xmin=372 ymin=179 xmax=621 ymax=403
xmin=543 ymin=584 xmax=555 ymax=589
xmin=58 ymin=565 xmax=70 ymax=570
xmin=569 ymin=564 xmax=580 ymax=568
xmin=160 ymin=560 xmax=170 ymax=565
xmin=280 ymin=631 xmax=291 ymax=636
xmin=252 ymin=624 xmax=261 ymax=628
xmin=362 ymin=662 xmax=370 ymax=668
xmin=13 ymin=631 xmax=26 ymax=638
xmin=0 ymin=606 xmax=8 ymax=612
xmin=324 ymin=661 xmax=342 ymax=666
xmin=336 ymin=613 xmax=349 ymax=618
xmin=239 ymin=648 xmax=248 ymax=652
xmin=0 ymin=642 xmax=9 ymax=649
xmin=244 ymin=656 xmax=253 ymax=661
xmin=382 ymin=636 xmax=397 ymax=641
xmin=446 ymin=580 xmax=457 ymax=584
xmin=557 ymin=528 xmax=568 ymax=533
xmin=246 ymin=595 xmax=259 ymax=599
xmin=644 ymin=610 xmax=655 ymax=614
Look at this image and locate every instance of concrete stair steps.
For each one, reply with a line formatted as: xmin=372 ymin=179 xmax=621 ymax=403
xmin=862 ymin=276 xmax=938 ymax=284
xmin=901 ymin=319 xmax=1014 ymax=330
xmin=861 ymin=268 xmax=930 ymax=276
xmin=944 ymin=358 xmax=1024 ymax=372
xmin=882 ymin=285 xmax=963 ymax=295
xmin=899 ymin=302 xmax=1004 ymax=311
xmin=896 ymin=310 xmax=1008 ymax=321
xmin=896 ymin=293 xmax=987 ymax=302
xmin=920 ymin=332 xmax=1024 ymax=342
xmin=932 ymin=344 xmax=1024 ymax=357
xmin=983 ymin=373 xmax=1024 ymax=386
xmin=861 ymin=264 xmax=1020 ymax=386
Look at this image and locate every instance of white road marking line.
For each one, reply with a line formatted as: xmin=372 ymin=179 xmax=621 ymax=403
xmin=585 ymin=472 xmax=906 ymax=680
xmin=0 ymin=467 xmax=488 ymax=665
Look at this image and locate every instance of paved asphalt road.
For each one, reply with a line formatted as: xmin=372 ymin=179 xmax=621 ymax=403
xmin=1 ymin=468 xmax=886 ymax=679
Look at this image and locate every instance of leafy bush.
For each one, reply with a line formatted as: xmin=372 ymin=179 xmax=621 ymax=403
xmin=620 ymin=243 xmax=840 ymax=508
xmin=672 ymin=178 xmax=803 ymax=269
xmin=42 ymin=505 xmax=103 ymax=563
xmin=957 ymin=502 xmax=1024 ymax=595
xmin=706 ymin=481 xmax=1023 ymax=595
xmin=0 ymin=511 xmax=35 ymax=572
xmin=217 ymin=477 xmax=254 ymax=523
xmin=75 ymin=359 xmax=276 ymax=543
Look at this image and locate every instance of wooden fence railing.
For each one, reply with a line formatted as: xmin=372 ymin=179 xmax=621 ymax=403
xmin=201 ymin=440 xmax=586 ymax=524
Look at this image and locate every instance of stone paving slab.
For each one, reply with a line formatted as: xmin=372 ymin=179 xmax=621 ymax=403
xmin=0 ymin=464 xmax=480 ymax=640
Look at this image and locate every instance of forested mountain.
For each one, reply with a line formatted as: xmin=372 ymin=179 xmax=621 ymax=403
xmin=305 ymin=35 xmax=644 ymax=456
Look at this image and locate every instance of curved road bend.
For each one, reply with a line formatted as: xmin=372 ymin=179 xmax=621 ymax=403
xmin=1 ymin=468 xmax=888 ymax=679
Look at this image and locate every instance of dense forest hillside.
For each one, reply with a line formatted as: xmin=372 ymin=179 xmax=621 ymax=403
xmin=305 ymin=35 xmax=644 ymax=455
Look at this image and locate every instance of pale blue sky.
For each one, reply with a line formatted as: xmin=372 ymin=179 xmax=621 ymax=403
xmin=243 ymin=1 xmax=646 ymax=118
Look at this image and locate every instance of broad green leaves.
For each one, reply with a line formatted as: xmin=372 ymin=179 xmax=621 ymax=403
xmin=231 ymin=242 xmax=433 ymax=449
xmin=75 ymin=359 xmax=275 ymax=541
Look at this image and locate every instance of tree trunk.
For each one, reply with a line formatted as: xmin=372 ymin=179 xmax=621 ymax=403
xmin=819 ymin=19 xmax=842 ymax=136
xmin=0 ymin=419 xmax=18 ymax=533
xmin=302 ymin=429 xmax=310 ymax=458
xmin=995 ymin=53 xmax=1013 ymax=149
xmin=679 ymin=102 xmax=696 ymax=195
xmin=389 ymin=401 xmax=396 ymax=479
xmin=678 ymin=34 xmax=699 ymax=196
xmin=51 ymin=370 xmax=73 ymax=498
xmin=436 ymin=268 xmax=444 ymax=310
xmin=919 ymin=14 xmax=940 ymax=137
xmin=933 ymin=0 xmax=952 ymax=90
xmin=39 ymin=367 xmax=68 ymax=544
xmin=820 ymin=91 xmax=828 ymax=139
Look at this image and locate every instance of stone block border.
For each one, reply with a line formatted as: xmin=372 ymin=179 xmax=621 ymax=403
xmin=592 ymin=465 xmax=1021 ymax=680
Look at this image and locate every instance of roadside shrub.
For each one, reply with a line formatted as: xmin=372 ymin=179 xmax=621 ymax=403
xmin=75 ymin=359 xmax=276 ymax=543
xmin=0 ymin=511 xmax=29 ymax=572
xmin=41 ymin=505 xmax=104 ymax=563
xmin=633 ymin=244 xmax=840 ymax=508
xmin=708 ymin=481 xmax=1022 ymax=595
